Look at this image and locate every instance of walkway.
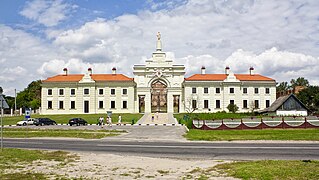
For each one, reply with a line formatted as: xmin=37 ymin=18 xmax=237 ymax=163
xmin=136 ymin=113 xmax=178 ymax=124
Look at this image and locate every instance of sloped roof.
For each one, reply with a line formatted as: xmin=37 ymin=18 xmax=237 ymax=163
xmin=185 ymin=74 xmax=274 ymax=81
xmin=91 ymin=74 xmax=133 ymax=81
xmin=43 ymin=74 xmax=133 ymax=82
xmin=260 ymin=94 xmax=310 ymax=113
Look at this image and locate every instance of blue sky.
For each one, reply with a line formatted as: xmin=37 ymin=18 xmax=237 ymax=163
xmin=0 ymin=0 xmax=319 ymax=96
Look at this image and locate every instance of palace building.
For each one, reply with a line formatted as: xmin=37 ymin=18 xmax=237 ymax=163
xmin=41 ymin=33 xmax=276 ymax=115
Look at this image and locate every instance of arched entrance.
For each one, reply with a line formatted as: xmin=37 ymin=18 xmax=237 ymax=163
xmin=151 ymin=80 xmax=167 ymax=113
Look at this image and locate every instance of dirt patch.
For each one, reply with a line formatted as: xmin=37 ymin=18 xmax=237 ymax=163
xmin=10 ymin=152 xmax=238 ymax=179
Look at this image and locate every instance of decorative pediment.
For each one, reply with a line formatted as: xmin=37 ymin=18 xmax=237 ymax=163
xmin=79 ymin=73 xmax=95 ymax=83
xmin=223 ymin=72 xmax=240 ymax=83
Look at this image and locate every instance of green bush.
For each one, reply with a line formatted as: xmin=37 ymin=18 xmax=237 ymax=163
xmin=227 ymin=104 xmax=239 ymax=113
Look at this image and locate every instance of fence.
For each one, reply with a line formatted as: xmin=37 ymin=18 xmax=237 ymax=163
xmin=192 ymin=116 xmax=319 ymax=130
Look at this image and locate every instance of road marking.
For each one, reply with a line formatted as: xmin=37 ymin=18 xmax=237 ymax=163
xmin=5 ymin=141 xmax=44 ymax=144
xmin=96 ymin=144 xmax=319 ymax=149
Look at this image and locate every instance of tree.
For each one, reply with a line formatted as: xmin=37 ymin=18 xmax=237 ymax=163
xmin=290 ymin=77 xmax=309 ymax=89
xmin=183 ymin=95 xmax=201 ymax=113
xmin=227 ymin=104 xmax=239 ymax=113
xmin=297 ymin=86 xmax=319 ymax=113
xmin=276 ymin=81 xmax=290 ymax=92
xmin=16 ymin=80 xmax=42 ymax=110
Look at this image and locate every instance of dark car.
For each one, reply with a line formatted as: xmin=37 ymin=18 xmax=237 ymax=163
xmin=69 ymin=118 xmax=88 ymax=126
xmin=34 ymin=118 xmax=57 ymax=126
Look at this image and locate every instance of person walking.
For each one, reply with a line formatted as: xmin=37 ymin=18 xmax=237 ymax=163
xmin=118 ymin=114 xmax=122 ymax=125
xmin=156 ymin=112 xmax=159 ymax=121
xmin=99 ymin=116 xmax=104 ymax=128
xmin=151 ymin=113 xmax=155 ymax=122
xmin=108 ymin=116 xmax=112 ymax=127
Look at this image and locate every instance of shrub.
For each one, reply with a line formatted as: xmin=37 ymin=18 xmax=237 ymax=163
xmin=227 ymin=104 xmax=239 ymax=113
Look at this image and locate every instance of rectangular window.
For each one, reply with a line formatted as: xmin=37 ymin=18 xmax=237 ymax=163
xmin=111 ymin=101 xmax=116 ymax=109
xmin=230 ymin=88 xmax=234 ymax=94
xmin=70 ymin=101 xmax=75 ymax=109
xmin=216 ymin=100 xmax=220 ymax=108
xmin=192 ymin=87 xmax=196 ymax=94
xmin=243 ymin=88 xmax=247 ymax=94
xmin=243 ymin=100 xmax=248 ymax=108
xmin=204 ymin=100 xmax=209 ymax=109
xmin=99 ymin=101 xmax=104 ymax=109
xmin=84 ymin=88 xmax=89 ymax=95
xmin=255 ymin=100 xmax=259 ymax=109
xmin=122 ymin=89 xmax=127 ymax=95
xmin=266 ymin=100 xmax=270 ymax=108
xmin=59 ymin=89 xmax=64 ymax=96
xmin=230 ymin=100 xmax=234 ymax=105
xmin=48 ymin=101 xmax=52 ymax=109
xmin=204 ymin=87 xmax=208 ymax=94
xmin=111 ymin=89 xmax=115 ymax=95
xmin=123 ymin=101 xmax=127 ymax=109
xmin=255 ymin=88 xmax=259 ymax=94
xmin=216 ymin=88 xmax=220 ymax=94
xmin=59 ymin=101 xmax=64 ymax=109
xmin=48 ymin=89 xmax=52 ymax=95
xmin=70 ymin=89 xmax=75 ymax=96
xmin=99 ymin=89 xmax=104 ymax=95
xmin=192 ymin=100 xmax=197 ymax=109
xmin=265 ymin=88 xmax=270 ymax=94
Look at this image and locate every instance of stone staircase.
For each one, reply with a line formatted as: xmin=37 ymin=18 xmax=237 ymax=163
xmin=136 ymin=113 xmax=178 ymax=125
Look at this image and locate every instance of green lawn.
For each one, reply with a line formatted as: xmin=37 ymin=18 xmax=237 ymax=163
xmin=175 ymin=112 xmax=251 ymax=121
xmin=185 ymin=129 xmax=319 ymax=141
xmin=0 ymin=148 xmax=78 ymax=179
xmin=175 ymin=113 xmax=252 ymax=128
xmin=214 ymin=160 xmax=319 ymax=180
xmin=2 ymin=113 xmax=143 ymax=125
xmin=3 ymin=128 xmax=126 ymax=139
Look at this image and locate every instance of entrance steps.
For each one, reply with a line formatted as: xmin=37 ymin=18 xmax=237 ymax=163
xmin=136 ymin=113 xmax=178 ymax=125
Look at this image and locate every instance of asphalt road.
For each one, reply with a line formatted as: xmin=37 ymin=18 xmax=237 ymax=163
xmin=3 ymin=138 xmax=319 ymax=160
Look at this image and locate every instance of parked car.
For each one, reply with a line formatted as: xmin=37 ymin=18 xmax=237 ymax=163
xmin=69 ymin=118 xmax=88 ymax=126
xmin=34 ymin=118 xmax=57 ymax=126
xmin=16 ymin=118 xmax=36 ymax=126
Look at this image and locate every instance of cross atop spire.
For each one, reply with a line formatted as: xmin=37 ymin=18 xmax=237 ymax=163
xmin=156 ymin=32 xmax=162 ymax=51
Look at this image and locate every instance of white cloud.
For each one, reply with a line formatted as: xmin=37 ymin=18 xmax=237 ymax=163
xmin=2 ymin=0 xmax=319 ymax=96
xmin=37 ymin=58 xmax=126 ymax=77
xmin=20 ymin=0 xmax=77 ymax=27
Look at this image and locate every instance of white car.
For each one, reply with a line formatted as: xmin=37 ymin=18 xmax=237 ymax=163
xmin=16 ymin=118 xmax=36 ymax=126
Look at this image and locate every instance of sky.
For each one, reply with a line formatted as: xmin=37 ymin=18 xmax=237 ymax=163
xmin=0 ymin=0 xmax=319 ymax=96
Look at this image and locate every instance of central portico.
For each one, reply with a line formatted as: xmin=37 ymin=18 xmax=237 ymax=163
xmin=133 ymin=32 xmax=185 ymax=113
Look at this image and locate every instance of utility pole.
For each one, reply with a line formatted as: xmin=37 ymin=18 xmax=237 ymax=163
xmin=14 ymin=89 xmax=17 ymax=115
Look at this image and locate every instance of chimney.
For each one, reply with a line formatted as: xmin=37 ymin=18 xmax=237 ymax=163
xmin=112 ymin=67 xmax=116 ymax=75
xmin=88 ymin=68 xmax=92 ymax=75
xmin=225 ymin=66 xmax=230 ymax=75
xmin=249 ymin=67 xmax=254 ymax=75
xmin=63 ymin=68 xmax=68 ymax=76
xmin=201 ymin=66 xmax=206 ymax=74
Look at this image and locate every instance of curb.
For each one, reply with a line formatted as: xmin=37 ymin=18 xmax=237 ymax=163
xmin=4 ymin=124 xmax=184 ymax=127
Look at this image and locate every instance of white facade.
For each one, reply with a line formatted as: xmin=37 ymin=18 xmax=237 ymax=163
xmin=41 ymin=34 xmax=276 ymax=115
xmin=183 ymin=73 xmax=276 ymax=113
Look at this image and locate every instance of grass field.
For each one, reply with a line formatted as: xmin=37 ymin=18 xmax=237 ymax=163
xmin=174 ymin=112 xmax=252 ymax=128
xmin=174 ymin=112 xmax=251 ymax=122
xmin=0 ymin=148 xmax=78 ymax=179
xmin=185 ymin=129 xmax=319 ymax=141
xmin=214 ymin=160 xmax=319 ymax=180
xmin=3 ymin=128 xmax=126 ymax=139
xmin=2 ymin=113 xmax=143 ymax=125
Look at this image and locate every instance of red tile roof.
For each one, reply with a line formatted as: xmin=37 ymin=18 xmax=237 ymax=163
xmin=185 ymin=74 xmax=274 ymax=81
xmin=42 ymin=74 xmax=133 ymax=82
